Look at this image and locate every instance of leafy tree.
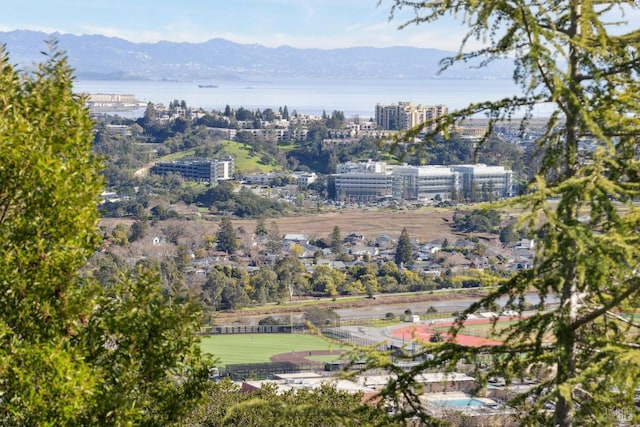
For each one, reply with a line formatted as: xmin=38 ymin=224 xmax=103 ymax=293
xmin=220 ymin=279 xmax=250 ymax=310
xmin=216 ymin=216 xmax=238 ymax=254
xmin=175 ymin=243 xmax=192 ymax=272
xmin=109 ymin=223 xmax=129 ymax=246
xmin=274 ymin=255 xmax=308 ymax=300
xmin=310 ymin=265 xmax=345 ymax=297
xmin=499 ymin=221 xmax=527 ymax=247
xmin=79 ymin=266 xmax=209 ymax=425
xmin=257 ymin=316 xmax=285 ymax=326
xmin=250 ymin=265 xmax=278 ymax=304
xmin=302 ymin=307 xmax=339 ymax=327
xmin=381 ymin=1 xmax=640 ymax=425
xmin=201 ymin=268 xmax=228 ymax=310
xmin=394 ymin=227 xmax=412 ymax=266
xmin=0 ymin=44 xmax=210 ymax=425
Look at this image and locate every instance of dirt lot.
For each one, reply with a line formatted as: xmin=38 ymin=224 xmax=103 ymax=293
xmin=234 ymin=208 xmax=460 ymax=242
xmin=100 ymin=206 xmax=463 ymax=244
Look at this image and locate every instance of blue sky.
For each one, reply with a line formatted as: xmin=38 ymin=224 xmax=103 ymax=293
xmin=0 ymin=0 xmax=471 ymax=50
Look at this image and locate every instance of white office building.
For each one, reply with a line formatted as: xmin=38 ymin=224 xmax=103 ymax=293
xmin=332 ymin=162 xmax=513 ymax=202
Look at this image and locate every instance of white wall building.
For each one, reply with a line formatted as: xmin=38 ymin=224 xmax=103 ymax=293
xmin=332 ymin=162 xmax=513 ymax=202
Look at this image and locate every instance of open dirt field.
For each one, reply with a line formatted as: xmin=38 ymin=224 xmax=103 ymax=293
xmin=100 ymin=207 xmax=463 ymax=243
xmin=235 ymin=208 xmax=461 ymax=242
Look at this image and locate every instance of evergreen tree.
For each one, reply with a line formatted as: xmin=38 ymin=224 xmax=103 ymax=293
xmin=381 ymin=1 xmax=640 ymax=425
xmin=254 ymin=217 xmax=268 ymax=238
xmin=216 ymin=216 xmax=238 ymax=254
xmin=394 ymin=227 xmax=413 ymax=266
xmin=0 ymin=43 xmax=210 ymax=425
xmin=128 ymin=217 xmax=149 ymax=242
xmin=266 ymin=221 xmax=282 ymax=254
xmin=329 ymin=225 xmax=343 ymax=255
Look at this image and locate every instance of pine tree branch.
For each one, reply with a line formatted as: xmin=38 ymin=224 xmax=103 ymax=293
xmin=572 ymin=277 xmax=640 ymax=331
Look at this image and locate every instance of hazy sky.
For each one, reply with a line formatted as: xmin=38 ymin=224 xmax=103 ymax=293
xmin=0 ymin=0 xmax=472 ymax=50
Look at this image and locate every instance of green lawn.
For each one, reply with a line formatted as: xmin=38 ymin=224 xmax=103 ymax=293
xmin=155 ymin=140 xmax=280 ymax=174
xmin=219 ymin=140 xmax=276 ymax=173
xmin=201 ymin=333 xmax=345 ymax=366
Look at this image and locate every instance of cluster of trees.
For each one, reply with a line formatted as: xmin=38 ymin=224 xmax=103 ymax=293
xmin=453 ymin=208 xmax=503 ymax=234
xmin=183 ymin=379 xmax=394 ymax=426
xmin=194 ymin=181 xmax=291 ymax=218
xmin=198 ymin=256 xmax=438 ymax=311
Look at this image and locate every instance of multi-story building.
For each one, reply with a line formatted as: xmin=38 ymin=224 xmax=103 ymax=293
xmin=86 ymin=93 xmax=137 ymax=104
xmin=393 ymin=165 xmax=460 ymax=201
xmin=375 ymin=102 xmax=448 ymax=131
xmin=333 ymin=171 xmax=398 ymax=202
xmin=332 ymin=161 xmax=513 ymax=202
xmin=150 ymin=157 xmax=234 ymax=184
xmin=449 ymin=164 xmax=513 ymax=199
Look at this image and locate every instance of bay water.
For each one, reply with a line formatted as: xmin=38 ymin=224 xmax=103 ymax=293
xmin=74 ymin=77 xmax=550 ymax=119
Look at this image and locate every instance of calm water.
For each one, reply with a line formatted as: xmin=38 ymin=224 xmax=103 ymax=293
xmin=74 ymin=77 xmax=549 ymax=118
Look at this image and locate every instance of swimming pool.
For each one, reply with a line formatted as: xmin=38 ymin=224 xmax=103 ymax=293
xmin=434 ymin=398 xmax=488 ymax=407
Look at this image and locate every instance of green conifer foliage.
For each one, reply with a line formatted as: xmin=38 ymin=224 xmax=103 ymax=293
xmin=379 ymin=1 xmax=640 ymax=425
xmin=394 ymin=227 xmax=412 ymax=266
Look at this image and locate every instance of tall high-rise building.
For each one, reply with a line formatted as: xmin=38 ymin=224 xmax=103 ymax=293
xmin=375 ymin=102 xmax=448 ymax=131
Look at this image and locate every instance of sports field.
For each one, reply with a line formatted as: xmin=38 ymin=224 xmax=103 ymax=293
xmin=391 ymin=318 xmax=522 ymax=347
xmin=201 ymin=333 xmax=346 ymax=366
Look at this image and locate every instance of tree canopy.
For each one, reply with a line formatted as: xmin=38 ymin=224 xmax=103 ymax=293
xmin=380 ymin=1 xmax=640 ymax=425
xmin=0 ymin=42 xmax=210 ymax=425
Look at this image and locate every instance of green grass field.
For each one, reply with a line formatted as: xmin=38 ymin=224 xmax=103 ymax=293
xmin=201 ymin=333 xmax=346 ymax=366
xmin=155 ymin=140 xmax=280 ymax=174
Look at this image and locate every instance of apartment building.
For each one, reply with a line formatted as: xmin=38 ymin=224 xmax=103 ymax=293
xmin=375 ymin=102 xmax=448 ymax=131
xmin=151 ymin=157 xmax=234 ymax=184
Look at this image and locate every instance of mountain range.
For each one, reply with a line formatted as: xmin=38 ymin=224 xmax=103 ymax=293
xmin=0 ymin=30 xmax=513 ymax=81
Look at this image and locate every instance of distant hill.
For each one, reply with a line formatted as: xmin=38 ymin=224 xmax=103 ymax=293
xmin=0 ymin=30 xmax=513 ymax=81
